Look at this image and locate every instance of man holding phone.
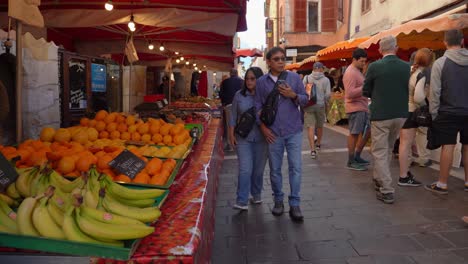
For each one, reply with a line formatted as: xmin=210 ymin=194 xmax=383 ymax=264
xmin=255 ymin=47 xmax=309 ymax=221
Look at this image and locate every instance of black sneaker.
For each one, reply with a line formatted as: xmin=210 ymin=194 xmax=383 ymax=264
xmin=346 ymin=162 xmax=367 ymax=171
xmin=398 ymin=172 xmax=422 ymax=187
xmin=272 ymin=201 xmax=284 ymax=216
xmin=289 ymin=206 xmax=304 ymax=222
xmin=373 ymin=179 xmax=381 ymax=191
xmin=316 ymin=144 xmax=321 ymax=150
xmin=376 ymin=192 xmax=394 ymax=204
xmin=354 ymin=156 xmax=370 ymax=165
xmin=424 ymin=182 xmax=448 ymax=195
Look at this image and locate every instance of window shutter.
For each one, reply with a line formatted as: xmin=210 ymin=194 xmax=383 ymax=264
xmin=294 ymin=0 xmax=307 ymax=32
xmin=322 ymin=0 xmax=337 ymax=32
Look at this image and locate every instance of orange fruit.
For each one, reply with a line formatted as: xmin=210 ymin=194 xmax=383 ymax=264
xmin=149 ymin=123 xmax=160 ymax=135
xmin=159 ymin=169 xmax=171 ymax=181
xmin=160 ymin=124 xmax=171 ymax=135
xmin=170 ymin=125 xmax=183 ymax=136
xmin=115 ymin=114 xmax=126 ymax=124
xmin=102 ymin=169 xmax=117 ymax=179
xmin=95 ymin=151 xmax=106 ymax=158
xmin=121 ymin=132 xmax=131 ymax=140
xmin=114 ymin=174 xmax=131 ymax=183
xmin=80 ymin=117 xmax=90 ymax=127
xmin=57 ymin=156 xmax=76 ymax=175
xmin=141 ymin=134 xmax=152 ymax=144
xmin=40 ymin=127 xmax=56 ymax=142
xmin=149 ymin=174 xmax=165 ymax=185
xmin=173 ymin=134 xmax=184 ymax=145
xmin=95 ymin=110 xmax=108 ymax=121
xmin=126 ymin=115 xmax=136 ymax=126
xmin=131 ymin=132 xmax=141 ymax=141
xmin=54 ymin=128 xmax=71 ymax=143
xmin=76 ymin=156 xmax=93 ymax=172
xmin=88 ymin=119 xmax=97 ymax=128
xmin=137 ymin=123 xmax=150 ymax=135
xmin=145 ymin=158 xmax=162 ymax=175
xmin=152 ymin=134 xmax=163 ymax=144
xmin=132 ymin=172 xmax=150 ymax=184
xmin=110 ymin=131 xmax=121 ymax=140
xmin=106 ymin=122 xmax=117 ymax=133
xmin=128 ymin=125 xmax=137 ymax=133
xmin=117 ymin=123 xmax=128 ymax=133
xmin=97 ymin=155 xmax=113 ymax=170
xmin=163 ymin=135 xmax=172 ymax=145
xmin=99 ymin=131 xmax=109 ymax=139
xmin=104 ymin=113 xmax=117 ymax=124
xmin=87 ymin=128 xmax=99 ymax=141
xmin=95 ymin=121 xmax=106 ymax=132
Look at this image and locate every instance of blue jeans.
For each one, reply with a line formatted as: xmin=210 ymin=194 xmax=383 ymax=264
xmin=235 ymin=139 xmax=268 ymax=206
xmin=268 ymin=132 xmax=303 ymax=206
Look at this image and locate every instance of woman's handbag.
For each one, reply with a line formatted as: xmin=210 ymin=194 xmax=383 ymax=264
xmin=235 ymin=107 xmax=256 ymax=138
xmin=260 ymin=71 xmax=288 ymax=126
xmin=412 ymin=98 xmax=432 ymax=127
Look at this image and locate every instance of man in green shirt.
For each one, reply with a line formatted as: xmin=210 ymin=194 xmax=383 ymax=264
xmin=363 ymin=35 xmax=421 ymax=204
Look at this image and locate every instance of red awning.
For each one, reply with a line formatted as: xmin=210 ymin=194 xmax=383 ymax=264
xmin=235 ymin=48 xmax=263 ymax=58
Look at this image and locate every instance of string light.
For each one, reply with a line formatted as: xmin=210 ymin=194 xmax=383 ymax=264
xmin=193 ymin=63 xmax=197 ymax=67
xmin=180 ymin=57 xmax=184 ymax=61
xmin=174 ymin=51 xmax=179 ymax=55
xmin=104 ymin=0 xmax=113 ymax=11
xmin=198 ymin=70 xmax=202 ymax=73
xmin=148 ymin=41 xmax=154 ymax=50
xmin=159 ymin=44 xmax=165 ymax=51
xmin=176 ymin=59 xmax=180 ymax=63
xmin=185 ymin=61 xmax=190 ymax=65
xmin=194 ymin=66 xmax=198 ymax=70
xmin=128 ymin=14 xmax=136 ymax=32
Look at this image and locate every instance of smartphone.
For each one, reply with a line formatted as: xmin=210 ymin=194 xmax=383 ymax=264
xmin=277 ymin=80 xmax=287 ymax=87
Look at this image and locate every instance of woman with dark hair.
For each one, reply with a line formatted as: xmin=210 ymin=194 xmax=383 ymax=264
xmin=229 ymin=67 xmax=267 ymax=210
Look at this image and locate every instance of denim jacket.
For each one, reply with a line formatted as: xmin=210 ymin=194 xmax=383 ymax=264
xmin=230 ymin=90 xmax=264 ymax=142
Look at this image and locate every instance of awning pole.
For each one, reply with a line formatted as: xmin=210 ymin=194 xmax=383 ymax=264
xmin=15 ymin=20 xmax=23 ymax=143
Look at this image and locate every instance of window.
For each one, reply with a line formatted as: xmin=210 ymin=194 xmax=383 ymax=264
xmin=307 ymin=1 xmax=319 ymax=32
xmin=338 ymin=0 xmax=344 ymax=22
xmin=361 ymin=0 xmax=371 ymax=13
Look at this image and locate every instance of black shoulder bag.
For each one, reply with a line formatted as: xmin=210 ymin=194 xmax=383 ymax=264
xmin=260 ymin=71 xmax=288 ymax=126
xmin=412 ymin=98 xmax=432 ymax=127
xmin=235 ymin=106 xmax=256 ymax=138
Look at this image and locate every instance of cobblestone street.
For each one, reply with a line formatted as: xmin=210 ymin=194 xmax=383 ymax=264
xmin=212 ymin=126 xmax=468 ymax=264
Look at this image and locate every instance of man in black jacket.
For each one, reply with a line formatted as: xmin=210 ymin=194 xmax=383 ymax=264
xmin=220 ymin=69 xmax=243 ymax=150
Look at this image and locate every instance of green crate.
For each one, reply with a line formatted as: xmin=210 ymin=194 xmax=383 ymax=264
xmin=185 ymin=123 xmax=204 ymax=139
xmin=117 ymin=159 xmax=183 ymax=190
xmin=0 ymin=230 xmax=140 ymax=260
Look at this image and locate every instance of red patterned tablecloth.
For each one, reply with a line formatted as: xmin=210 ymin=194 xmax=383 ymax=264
xmin=94 ymin=118 xmax=224 ymax=264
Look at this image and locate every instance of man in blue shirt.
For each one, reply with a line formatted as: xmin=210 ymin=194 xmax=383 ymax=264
xmin=255 ymin=47 xmax=309 ymax=221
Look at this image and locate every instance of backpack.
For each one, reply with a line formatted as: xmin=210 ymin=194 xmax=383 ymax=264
xmin=235 ymin=106 xmax=256 ymax=138
xmin=260 ymin=71 xmax=288 ymax=126
xmin=306 ymin=82 xmax=317 ymax=107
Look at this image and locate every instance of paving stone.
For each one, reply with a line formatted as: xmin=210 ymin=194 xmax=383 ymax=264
xmin=410 ymin=251 xmax=466 ymax=264
xmin=418 ymin=208 xmax=458 ymax=222
xmin=349 ymin=236 xmax=425 ymax=255
xmin=245 ymin=235 xmax=300 ymax=262
xmin=439 ymin=230 xmax=468 ymax=247
xmin=411 ymin=233 xmax=453 ymax=250
xmin=347 ymin=255 xmax=416 ymax=264
xmin=452 ymin=248 xmax=468 ymax=261
xmin=297 ymin=240 xmax=357 ymax=261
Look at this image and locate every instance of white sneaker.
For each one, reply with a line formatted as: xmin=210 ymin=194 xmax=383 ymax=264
xmin=233 ymin=204 xmax=248 ymax=210
xmin=250 ymin=198 xmax=263 ymax=204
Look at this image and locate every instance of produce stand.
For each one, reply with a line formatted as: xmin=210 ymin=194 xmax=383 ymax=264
xmin=0 ymin=118 xmax=224 ymax=263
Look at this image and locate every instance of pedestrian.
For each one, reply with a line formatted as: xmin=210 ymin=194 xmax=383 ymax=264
xmin=343 ymin=48 xmax=371 ymax=171
xmin=363 ymin=35 xmax=418 ymax=204
xmin=425 ymin=29 xmax=468 ymax=194
xmin=398 ymin=48 xmax=434 ymax=185
xmin=303 ymin=62 xmax=331 ymax=159
xmin=255 ymin=47 xmax=308 ymax=221
xmin=220 ymin=68 xmax=243 ymax=151
xmin=229 ymin=67 xmax=268 ymax=210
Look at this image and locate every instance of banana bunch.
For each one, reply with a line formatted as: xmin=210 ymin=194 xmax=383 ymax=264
xmin=1 ymin=166 xmax=166 ymax=248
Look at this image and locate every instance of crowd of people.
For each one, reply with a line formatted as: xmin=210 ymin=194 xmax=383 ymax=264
xmin=222 ymin=29 xmax=468 ymax=223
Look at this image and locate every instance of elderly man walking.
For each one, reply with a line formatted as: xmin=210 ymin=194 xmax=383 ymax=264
xmin=363 ymin=36 xmax=422 ymax=204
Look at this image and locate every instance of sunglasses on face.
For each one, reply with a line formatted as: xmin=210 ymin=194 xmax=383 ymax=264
xmin=271 ymin=57 xmax=286 ymax=62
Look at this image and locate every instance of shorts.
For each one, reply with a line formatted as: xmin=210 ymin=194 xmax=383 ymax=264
xmin=428 ymin=113 xmax=468 ymax=149
xmin=402 ymin=112 xmax=418 ymax=129
xmin=304 ymin=105 xmax=325 ymax=128
xmin=348 ymin=111 xmax=370 ymax=135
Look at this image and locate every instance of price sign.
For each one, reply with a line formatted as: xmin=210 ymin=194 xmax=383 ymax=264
xmin=0 ymin=153 xmax=18 ymax=192
xmin=156 ymin=101 xmax=164 ymax=109
xmin=162 ymin=98 xmax=169 ymax=106
xmin=108 ymin=150 xmax=146 ymax=179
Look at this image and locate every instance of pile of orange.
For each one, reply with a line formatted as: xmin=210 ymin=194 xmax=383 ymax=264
xmin=79 ymin=110 xmax=190 ymax=146
xmin=115 ymin=158 xmax=176 ymax=186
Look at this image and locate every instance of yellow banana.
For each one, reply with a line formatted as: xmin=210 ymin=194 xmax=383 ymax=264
xmin=83 ymin=189 xmax=98 ymax=209
xmin=16 ymin=197 xmax=40 ymax=236
xmin=0 ymin=193 xmax=19 ymax=207
xmin=0 ymin=222 xmax=15 ymax=234
xmin=107 ymin=190 xmax=155 ymax=208
xmin=6 ymin=183 xmax=21 ymax=199
xmin=76 ymin=208 xmax=154 ymax=240
xmin=102 ymin=194 xmax=161 ymax=223
xmin=32 ymin=196 xmax=66 ymax=239
xmin=0 ymin=199 xmax=18 ymax=233
xmin=49 ymin=171 xmax=83 ymax=193
xmin=102 ymin=177 xmax=165 ymax=200
xmin=15 ymin=167 xmax=38 ymax=198
xmin=62 ymin=207 xmax=123 ymax=247
xmin=47 ymin=201 xmax=64 ymax=227
xmin=80 ymin=206 xmax=146 ymax=226
xmin=49 ymin=187 xmax=72 ymax=212
xmin=29 ymin=169 xmax=45 ymax=197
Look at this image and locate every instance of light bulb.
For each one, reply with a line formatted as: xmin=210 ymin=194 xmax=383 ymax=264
xmin=128 ymin=21 xmax=135 ymax=30
xmin=193 ymin=63 xmax=196 ymax=67
xmin=203 ymin=65 xmax=206 ymax=68
xmin=176 ymin=59 xmax=180 ymax=63
xmin=159 ymin=45 xmax=165 ymax=51
xmin=148 ymin=43 xmax=154 ymax=50
xmin=185 ymin=61 xmax=189 ymax=65
xmin=198 ymin=70 xmax=202 ymax=73
xmin=180 ymin=57 xmax=184 ymax=61
xmin=175 ymin=51 xmax=179 ymax=55
xmin=104 ymin=1 xmax=113 ymax=11
xmin=213 ymin=72 xmax=217 ymax=76
xmin=194 ymin=67 xmax=198 ymax=70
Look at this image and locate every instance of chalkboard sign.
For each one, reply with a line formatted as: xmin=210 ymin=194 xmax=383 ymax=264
xmin=0 ymin=153 xmax=18 ymax=192
xmin=108 ymin=150 xmax=146 ymax=179
xmin=68 ymin=59 xmax=87 ymax=109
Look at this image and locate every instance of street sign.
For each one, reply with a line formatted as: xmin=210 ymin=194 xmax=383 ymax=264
xmin=286 ymin=49 xmax=297 ymax=57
